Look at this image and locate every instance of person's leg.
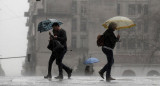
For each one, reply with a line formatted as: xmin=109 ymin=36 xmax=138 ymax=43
xmin=105 ymin=50 xmax=114 ymax=77
xmin=56 ymin=55 xmax=63 ymax=77
xmin=62 ymin=51 xmax=72 ymax=73
xmin=104 ymin=49 xmax=115 ymax=81
xmin=60 ymin=50 xmax=73 ymax=78
xmin=99 ymin=47 xmax=109 ymax=79
xmin=99 ymin=48 xmax=114 ymax=79
xmin=44 ymin=53 xmax=56 ymax=78
xmin=55 ymin=50 xmax=72 ymax=79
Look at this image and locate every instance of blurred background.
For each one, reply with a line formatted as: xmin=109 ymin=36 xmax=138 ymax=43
xmin=0 ymin=0 xmax=28 ymax=76
xmin=0 ymin=0 xmax=160 ymax=77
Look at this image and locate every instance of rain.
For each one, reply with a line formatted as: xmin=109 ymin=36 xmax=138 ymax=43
xmin=0 ymin=0 xmax=160 ymax=86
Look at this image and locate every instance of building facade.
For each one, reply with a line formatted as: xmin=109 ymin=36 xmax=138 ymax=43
xmin=24 ymin=0 xmax=160 ymax=76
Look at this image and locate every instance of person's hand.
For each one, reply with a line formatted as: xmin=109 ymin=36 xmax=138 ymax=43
xmin=117 ymin=34 xmax=120 ymax=39
xmin=49 ymin=32 xmax=52 ymax=36
xmin=54 ymin=35 xmax=57 ymax=39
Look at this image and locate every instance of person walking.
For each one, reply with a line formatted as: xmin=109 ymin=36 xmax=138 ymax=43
xmin=98 ymin=22 xmax=120 ymax=81
xmin=44 ymin=22 xmax=72 ymax=79
xmin=44 ymin=36 xmax=63 ymax=78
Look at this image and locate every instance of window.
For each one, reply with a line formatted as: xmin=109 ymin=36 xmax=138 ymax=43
xmin=137 ymin=4 xmax=142 ymax=14
xmin=72 ymin=1 xmax=77 ymax=14
xmin=128 ymin=38 xmax=136 ymax=49
xmin=72 ymin=35 xmax=77 ymax=48
xmin=144 ymin=4 xmax=148 ymax=15
xmin=137 ymin=39 xmax=142 ymax=48
xmin=137 ymin=23 xmax=142 ymax=32
xmin=81 ymin=1 xmax=87 ymax=16
xmin=117 ymin=4 xmax=120 ymax=15
xmin=80 ymin=18 xmax=87 ymax=31
xmin=72 ymin=18 xmax=77 ymax=32
xmin=143 ymin=41 xmax=149 ymax=50
xmin=27 ymin=54 xmax=31 ymax=62
xmin=128 ymin=4 xmax=136 ymax=15
xmin=80 ymin=36 xmax=88 ymax=48
xmin=144 ymin=21 xmax=148 ymax=33
xmin=32 ymin=24 xmax=35 ymax=36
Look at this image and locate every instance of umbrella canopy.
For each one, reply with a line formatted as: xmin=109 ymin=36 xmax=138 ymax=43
xmin=102 ymin=16 xmax=136 ymax=30
xmin=38 ymin=19 xmax=63 ymax=33
xmin=84 ymin=57 xmax=99 ymax=64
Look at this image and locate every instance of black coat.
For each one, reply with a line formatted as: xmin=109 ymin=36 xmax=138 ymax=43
xmin=103 ymin=29 xmax=119 ymax=49
xmin=47 ymin=39 xmax=64 ymax=53
xmin=52 ymin=29 xmax=67 ymax=50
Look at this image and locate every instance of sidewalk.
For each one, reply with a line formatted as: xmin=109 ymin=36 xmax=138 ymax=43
xmin=0 ymin=76 xmax=159 ymax=86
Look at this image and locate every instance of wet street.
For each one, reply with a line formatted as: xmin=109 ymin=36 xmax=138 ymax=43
xmin=0 ymin=76 xmax=159 ymax=86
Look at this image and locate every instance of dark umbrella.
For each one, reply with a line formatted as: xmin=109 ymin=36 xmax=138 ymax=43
xmin=38 ymin=19 xmax=63 ymax=33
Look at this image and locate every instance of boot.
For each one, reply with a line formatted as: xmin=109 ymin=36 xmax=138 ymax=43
xmin=44 ymin=75 xmax=52 ymax=79
xmin=106 ymin=76 xmax=116 ymax=82
xmin=67 ymin=69 xmax=73 ymax=79
xmin=55 ymin=75 xmax=63 ymax=79
xmin=99 ymin=70 xmax=104 ymax=79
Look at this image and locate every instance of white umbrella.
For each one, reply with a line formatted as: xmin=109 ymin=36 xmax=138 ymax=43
xmin=102 ymin=16 xmax=136 ymax=30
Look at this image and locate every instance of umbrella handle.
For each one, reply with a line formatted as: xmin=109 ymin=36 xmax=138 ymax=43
xmin=117 ymin=30 xmax=121 ymax=42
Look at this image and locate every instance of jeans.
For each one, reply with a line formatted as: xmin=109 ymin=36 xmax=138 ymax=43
xmin=47 ymin=49 xmax=71 ymax=76
xmin=100 ymin=47 xmax=114 ymax=77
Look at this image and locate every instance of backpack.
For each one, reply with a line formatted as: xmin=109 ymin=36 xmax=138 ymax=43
xmin=97 ymin=34 xmax=105 ymax=47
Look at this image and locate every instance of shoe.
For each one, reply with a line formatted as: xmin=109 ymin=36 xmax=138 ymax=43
xmin=99 ymin=71 xmax=104 ymax=79
xmin=106 ymin=76 xmax=116 ymax=82
xmin=68 ymin=69 xmax=73 ymax=79
xmin=44 ymin=75 xmax=52 ymax=79
xmin=55 ymin=75 xmax=63 ymax=79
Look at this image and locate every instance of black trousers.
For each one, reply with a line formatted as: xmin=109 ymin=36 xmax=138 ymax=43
xmin=100 ymin=47 xmax=114 ymax=77
xmin=48 ymin=49 xmax=71 ymax=76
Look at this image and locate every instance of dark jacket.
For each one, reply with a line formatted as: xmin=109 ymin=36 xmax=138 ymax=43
xmin=47 ymin=39 xmax=64 ymax=53
xmin=103 ymin=28 xmax=119 ymax=49
xmin=51 ymin=28 xmax=67 ymax=50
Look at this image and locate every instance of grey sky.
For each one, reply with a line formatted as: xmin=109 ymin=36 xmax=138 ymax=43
xmin=0 ymin=0 xmax=29 ymax=58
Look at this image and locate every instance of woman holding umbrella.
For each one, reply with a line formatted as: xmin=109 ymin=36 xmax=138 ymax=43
xmin=99 ymin=16 xmax=135 ymax=82
xmin=99 ymin=22 xmax=120 ymax=81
